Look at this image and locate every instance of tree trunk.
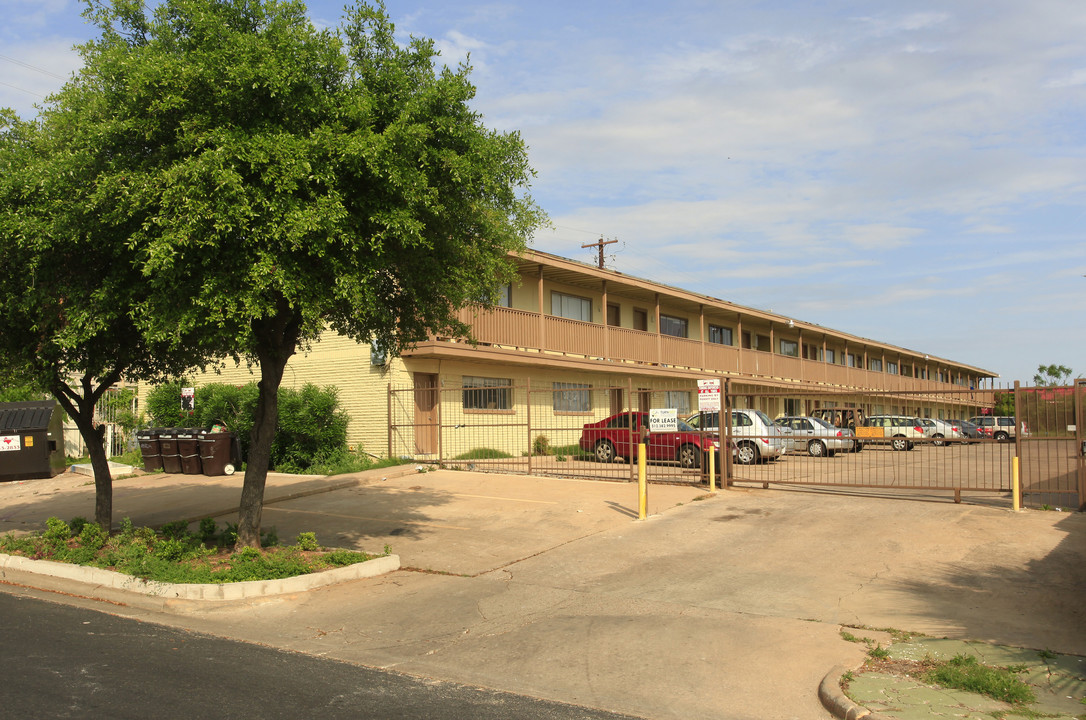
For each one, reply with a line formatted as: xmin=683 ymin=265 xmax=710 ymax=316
xmin=51 ymin=371 xmax=120 ymax=531
xmin=235 ymin=302 xmax=300 ymax=549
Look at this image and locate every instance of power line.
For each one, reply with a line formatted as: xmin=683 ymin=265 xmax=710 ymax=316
xmin=0 ymin=80 xmax=45 ymax=98
xmin=0 ymin=53 xmax=68 ymax=81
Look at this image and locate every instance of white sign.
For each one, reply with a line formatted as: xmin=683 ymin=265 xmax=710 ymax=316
xmin=648 ymin=408 xmax=678 ymax=433
xmin=0 ymin=435 xmax=21 ymax=452
xmin=697 ymin=379 xmax=721 ymax=412
xmin=181 ymin=387 xmax=195 ymax=411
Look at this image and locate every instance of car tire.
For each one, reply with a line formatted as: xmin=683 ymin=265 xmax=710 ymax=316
xmin=594 ymin=440 xmax=616 ymax=463
xmin=853 ymin=442 xmax=863 ymax=453
xmin=932 ymin=433 xmax=945 ymax=447
xmin=891 ymin=436 xmax=908 ymax=451
xmin=736 ymin=442 xmax=759 ymax=465
xmin=807 ymin=440 xmax=826 ymax=457
xmin=678 ymin=444 xmax=700 ymax=469
xmin=994 ymin=431 xmax=1009 ymax=442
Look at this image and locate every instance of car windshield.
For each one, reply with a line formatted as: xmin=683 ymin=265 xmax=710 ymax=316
xmin=752 ymin=409 xmax=774 ymax=427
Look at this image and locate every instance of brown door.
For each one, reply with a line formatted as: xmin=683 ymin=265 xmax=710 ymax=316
xmin=413 ymin=373 xmax=439 ymax=455
xmin=610 ymin=388 xmax=624 ymax=415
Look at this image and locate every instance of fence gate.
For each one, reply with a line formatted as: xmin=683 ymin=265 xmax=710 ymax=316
xmin=1015 ymin=380 xmax=1086 ymax=511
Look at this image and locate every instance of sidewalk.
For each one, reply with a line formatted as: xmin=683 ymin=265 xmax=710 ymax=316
xmin=1 ymin=468 xmax=1084 ymax=720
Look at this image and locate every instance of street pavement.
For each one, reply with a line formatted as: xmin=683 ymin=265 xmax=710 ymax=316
xmin=1 ymin=466 xmax=1084 ymax=720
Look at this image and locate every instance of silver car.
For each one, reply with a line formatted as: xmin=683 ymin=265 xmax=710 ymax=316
xmin=775 ymin=416 xmax=857 ymax=457
xmin=686 ymin=408 xmax=786 ymax=465
xmin=917 ymin=418 xmax=963 ymax=447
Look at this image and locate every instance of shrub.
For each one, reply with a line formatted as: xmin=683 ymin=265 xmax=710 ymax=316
xmin=296 ymin=532 xmax=319 ymax=551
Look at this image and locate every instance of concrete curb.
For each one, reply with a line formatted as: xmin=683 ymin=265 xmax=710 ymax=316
xmin=0 ymin=552 xmax=400 ymax=601
xmin=819 ymin=665 xmax=893 ymax=720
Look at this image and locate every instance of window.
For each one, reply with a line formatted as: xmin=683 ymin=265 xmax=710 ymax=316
xmin=784 ymin=398 xmax=801 ymax=415
xmin=664 ymin=391 xmax=690 ymax=415
xmin=463 ymin=376 xmax=513 ymax=410
xmin=553 ymin=382 xmax=590 ymax=413
xmin=708 ymin=324 xmax=732 ymax=345
xmin=847 ymin=353 xmax=857 ymax=368
xmin=803 ymin=344 xmax=821 ymax=361
xmin=660 ymin=314 xmax=688 ymax=338
xmin=633 ymin=308 xmax=648 ymax=331
xmin=868 ymin=358 xmax=883 ymax=372
xmin=779 ymin=339 xmax=799 ymax=357
xmin=887 ymin=362 xmax=898 ymax=375
xmin=825 ymin=349 xmax=836 ymax=364
xmin=497 ymin=283 xmax=512 ymax=307
xmin=606 ymin=304 xmax=620 ymax=327
xmin=551 ymin=291 xmax=592 ymax=321
xmin=755 ymin=334 xmax=771 ymax=352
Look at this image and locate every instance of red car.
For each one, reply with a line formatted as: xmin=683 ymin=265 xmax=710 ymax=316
xmin=579 ymin=411 xmax=722 ymax=468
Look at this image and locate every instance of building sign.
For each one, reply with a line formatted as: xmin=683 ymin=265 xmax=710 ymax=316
xmin=648 ymin=408 xmax=678 ymax=433
xmin=0 ymin=435 xmax=21 ymax=452
xmin=181 ymin=387 xmax=195 ymax=411
xmin=697 ymin=379 xmax=721 ymax=413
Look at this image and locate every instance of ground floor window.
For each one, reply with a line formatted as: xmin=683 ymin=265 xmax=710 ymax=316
xmin=664 ymin=391 xmax=691 ymax=415
xmin=552 ymin=382 xmax=591 ymax=413
xmin=463 ymin=376 xmax=513 ymax=411
xmin=784 ymin=398 xmax=801 ymax=416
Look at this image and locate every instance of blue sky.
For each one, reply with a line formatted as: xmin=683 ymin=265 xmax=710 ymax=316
xmin=4 ymin=0 xmax=1086 ymax=384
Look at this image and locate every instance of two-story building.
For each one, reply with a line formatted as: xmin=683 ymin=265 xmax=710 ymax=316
xmin=198 ymin=248 xmax=997 ymax=460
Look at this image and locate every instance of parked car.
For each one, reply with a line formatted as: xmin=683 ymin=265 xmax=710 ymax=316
xmin=967 ymin=415 xmax=1028 ymax=442
xmin=859 ymin=415 xmax=929 ymax=451
xmin=579 ymin=411 xmax=722 ymax=468
xmin=948 ymin=418 xmax=982 ymax=441
xmin=686 ymin=408 xmax=786 ymax=465
xmin=916 ymin=418 xmax=963 ymax=447
xmin=774 ymin=416 xmax=856 ymax=457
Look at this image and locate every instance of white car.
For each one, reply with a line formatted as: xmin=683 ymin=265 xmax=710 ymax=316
xmin=860 ymin=415 xmax=929 ymax=451
xmin=687 ymin=409 xmax=786 ymax=464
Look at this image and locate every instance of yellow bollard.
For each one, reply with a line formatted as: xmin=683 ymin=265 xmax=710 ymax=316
xmin=708 ymin=444 xmax=716 ymax=492
xmin=1012 ymin=456 xmax=1020 ymax=512
xmin=638 ymin=443 xmax=647 ymax=520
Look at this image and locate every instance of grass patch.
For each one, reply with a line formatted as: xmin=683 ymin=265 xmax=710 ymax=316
xmin=0 ymin=516 xmax=378 ymax=584
xmin=454 ymin=448 xmax=514 ymax=460
xmin=922 ymin=654 xmax=1036 ymax=706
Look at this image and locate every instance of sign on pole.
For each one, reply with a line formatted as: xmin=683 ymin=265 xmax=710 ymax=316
xmin=697 ymin=379 xmax=721 ymax=413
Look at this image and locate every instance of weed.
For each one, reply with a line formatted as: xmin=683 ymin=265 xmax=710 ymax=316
xmin=922 ymin=654 xmax=1036 ymax=706
xmin=532 ymin=435 xmax=552 ymax=456
xmin=868 ymin=645 xmax=891 ymax=660
xmin=383 ymin=544 xmax=392 ymax=556
xmin=1038 ymin=649 xmax=1057 ymax=660
xmin=454 ymin=448 xmax=514 ymax=460
xmin=1040 ymin=504 xmax=1053 ymax=511
xmin=841 ymin=631 xmax=862 ymax=643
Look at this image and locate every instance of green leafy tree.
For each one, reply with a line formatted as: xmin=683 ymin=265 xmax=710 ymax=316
xmin=63 ymin=0 xmax=543 ymax=547
xmin=0 ymin=110 xmax=205 ymax=530
xmin=1032 ymin=364 xmax=1074 ymax=387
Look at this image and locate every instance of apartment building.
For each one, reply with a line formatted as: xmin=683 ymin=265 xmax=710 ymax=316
xmin=199 ymin=248 xmax=996 ymax=458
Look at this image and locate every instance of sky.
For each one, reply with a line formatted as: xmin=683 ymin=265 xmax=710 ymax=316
xmin=3 ymin=0 xmax=1086 ymax=384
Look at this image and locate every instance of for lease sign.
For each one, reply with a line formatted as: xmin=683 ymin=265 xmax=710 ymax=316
xmin=0 ymin=435 xmax=21 ymax=452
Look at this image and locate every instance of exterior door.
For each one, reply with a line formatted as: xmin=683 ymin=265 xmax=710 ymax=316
xmin=413 ymin=373 xmax=439 ymax=455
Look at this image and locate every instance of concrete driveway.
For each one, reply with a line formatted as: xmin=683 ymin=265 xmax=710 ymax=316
xmin=1 ymin=467 xmax=1083 ymax=720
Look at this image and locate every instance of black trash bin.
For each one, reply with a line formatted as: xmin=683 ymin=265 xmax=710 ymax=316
xmin=136 ymin=428 xmax=163 ymax=472
xmin=159 ymin=429 xmax=183 ymax=474
xmin=177 ymin=429 xmax=203 ymax=475
xmin=199 ymin=430 xmax=240 ymax=476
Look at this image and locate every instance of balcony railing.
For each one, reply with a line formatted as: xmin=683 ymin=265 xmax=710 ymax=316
xmin=416 ymin=306 xmax=967 ymax=394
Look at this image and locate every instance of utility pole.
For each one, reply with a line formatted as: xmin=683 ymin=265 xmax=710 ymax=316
xmin=582 ymin=236 xmax=618 ymax=269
